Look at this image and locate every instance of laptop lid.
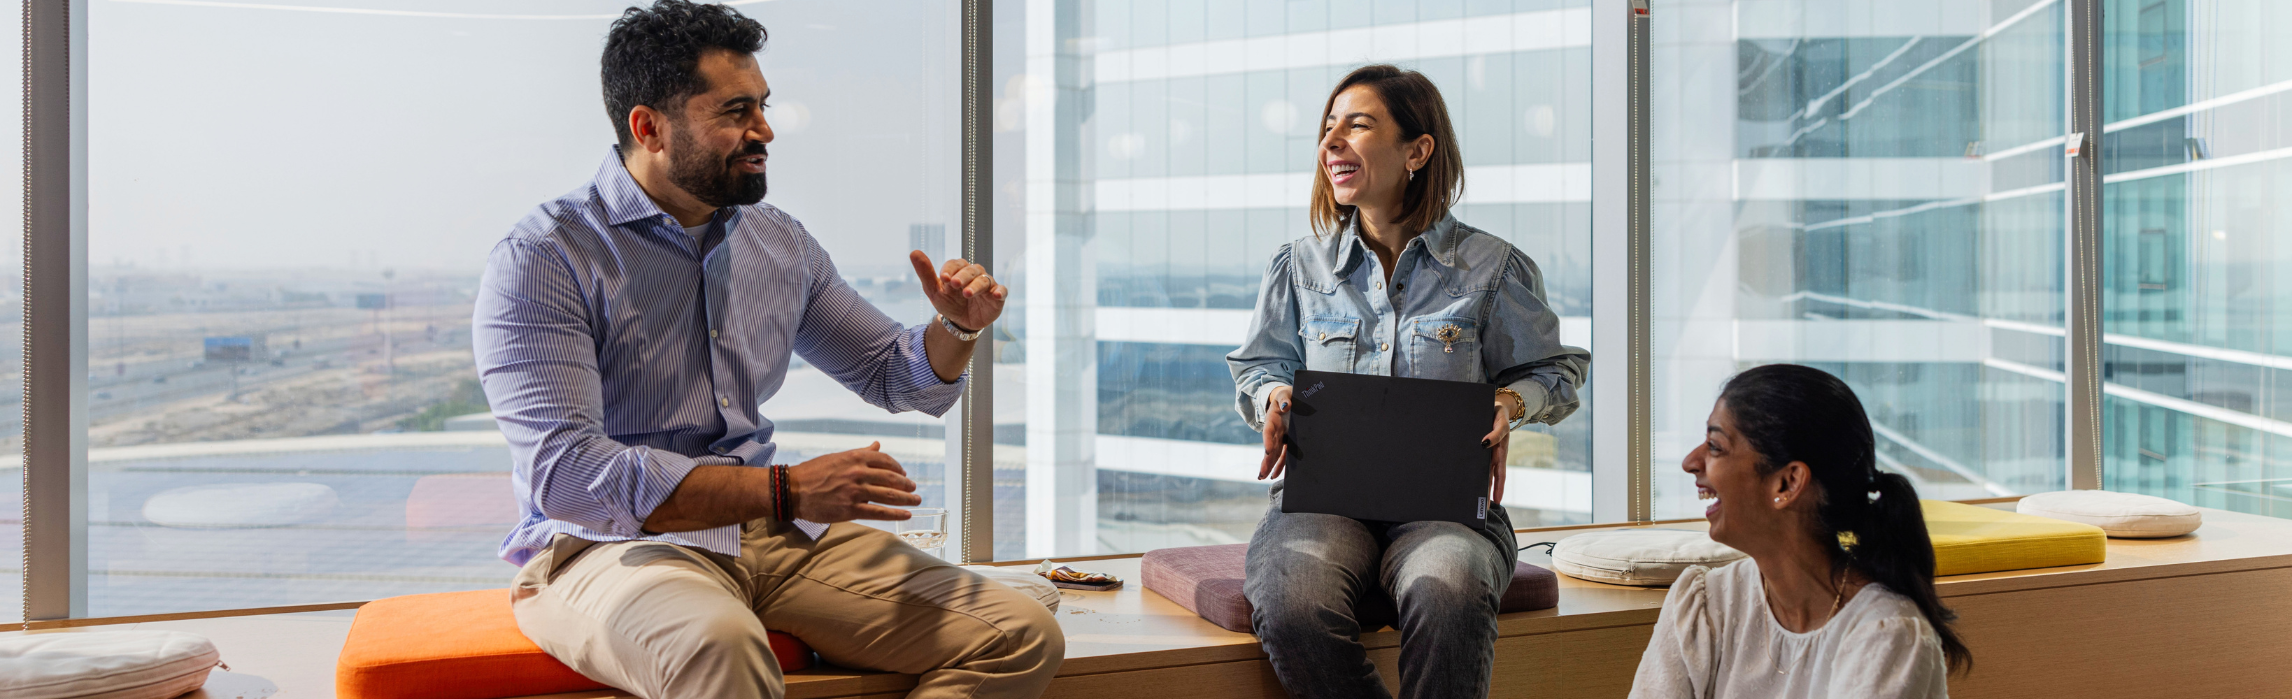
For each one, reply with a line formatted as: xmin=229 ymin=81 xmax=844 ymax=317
xmin=1280 ymin=369 xmax=1496 ymax=526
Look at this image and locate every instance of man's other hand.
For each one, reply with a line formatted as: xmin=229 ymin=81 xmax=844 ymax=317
xmin=788 ymin=442 xmax=921 ymax=522
xmin=909 ymin=251 xmax=1008 ymax=334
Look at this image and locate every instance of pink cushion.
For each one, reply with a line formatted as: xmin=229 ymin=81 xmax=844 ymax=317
xmin=1141 ymin=543 xmax=1558 ymax=634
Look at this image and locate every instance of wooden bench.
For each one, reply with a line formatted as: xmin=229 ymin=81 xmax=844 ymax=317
xmin=11 ymin=501 xmax=2290 ymax=698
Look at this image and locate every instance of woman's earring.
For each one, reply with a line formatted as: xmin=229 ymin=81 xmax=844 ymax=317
xmin=1407 ymin=168 xmax=1415 ymax=181
xmin=1773 ymin=497 xmax=1783 ymax=503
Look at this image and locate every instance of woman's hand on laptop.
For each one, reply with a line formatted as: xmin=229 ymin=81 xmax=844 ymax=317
xmin=1481 ymin=400 xmax=1517 ymax=504
xmin=789 ymin=442 xmax=924 ymax=522
xmin=1259 ymin=385 xmax=1294 ymax=480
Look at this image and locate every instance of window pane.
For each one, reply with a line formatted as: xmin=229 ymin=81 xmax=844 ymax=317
xmin=996 ymin=0 xmax=1595 ymax=559
xmin=0 ymin=0 xmax=22 ymax=627
xmin=1651 ymin=0 xmax=2068 ymax=518
xmin=2100 ymin=0 xmax=2292 ymax=518
xmin=85 ymin=0 xmax=954 ymax=616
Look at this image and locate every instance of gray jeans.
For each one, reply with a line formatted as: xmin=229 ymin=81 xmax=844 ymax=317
xmin=1244 ymin=481 xmax=1518 ymax=699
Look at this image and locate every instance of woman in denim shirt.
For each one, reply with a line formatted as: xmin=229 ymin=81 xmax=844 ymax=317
xmin=1226 ymin=65 xmax=1590 ymax=699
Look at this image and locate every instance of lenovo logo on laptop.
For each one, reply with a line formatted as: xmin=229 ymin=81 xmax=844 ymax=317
xmin=1298 ymin=381 xmax=1326 ymax=399
xmin=1477 ymin=497 xmax=1488 ymax=520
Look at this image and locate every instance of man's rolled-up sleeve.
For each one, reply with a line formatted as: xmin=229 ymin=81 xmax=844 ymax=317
xmin=789 ymin=228 xmax=966 ymax=416
xmin=473 ymin=238 xmax=698 ymax=537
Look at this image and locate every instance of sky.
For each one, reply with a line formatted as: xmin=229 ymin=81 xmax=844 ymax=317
xmin=84 ymin=0 xmax=959 ymax=278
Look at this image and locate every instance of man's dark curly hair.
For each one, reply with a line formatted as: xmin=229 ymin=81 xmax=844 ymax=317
xmin=601 ymin=0 xmax=768 ymax=154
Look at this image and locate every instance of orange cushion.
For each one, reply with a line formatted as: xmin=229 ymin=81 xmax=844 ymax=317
xmin=338 ymin=589 xmax=813 ymax=699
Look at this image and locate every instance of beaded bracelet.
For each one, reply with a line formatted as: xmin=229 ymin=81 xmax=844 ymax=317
xmin=771 ymin=465 xmax=792 ymax=522
xmin=769 ymin=465 xmax=783 ymax=521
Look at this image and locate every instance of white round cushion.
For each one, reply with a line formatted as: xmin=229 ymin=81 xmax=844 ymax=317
xmin=0 ymin=630 xmax=219 ymax=699
xmin=143 ymin=482 xmax=338 ymax=528
xmin=1552 ymin=529 xmax=1746 ymax=587
xmin=963 ymin=565 xmax=1061 ymax=612
xmin=2018 ymin=490 xmax=2201 ymax=538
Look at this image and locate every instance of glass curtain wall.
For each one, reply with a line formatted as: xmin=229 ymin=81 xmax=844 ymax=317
xmin=996 ymin=0 xmax=1594 ymax=560
xmin=2098 ymin=0 xmax=2292 ymax=517
xmin=82 ymin=0 xmax=955 ymax=616
xmin=1650 ymin=0 xmax=2068 ymax=517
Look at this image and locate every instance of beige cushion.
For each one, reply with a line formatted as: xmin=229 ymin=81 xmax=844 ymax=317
xmin=963 ymin=565 xmax=1061 ymax=611
xmin=1552 ymin=529 xmax=1747 ymax=587
xmin=0 ymin=630 xmax=219 ymax=699
xmin=2017 ymin=490 xmax=2201 ymax=538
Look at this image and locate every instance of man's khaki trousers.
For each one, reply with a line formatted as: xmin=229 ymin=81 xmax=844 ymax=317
xmin=510 ymin=519 xmax=1064 ymax=699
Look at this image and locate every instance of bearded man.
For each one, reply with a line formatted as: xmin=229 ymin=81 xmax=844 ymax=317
xmin=471 ymin=3 xmax=1062 ymax=698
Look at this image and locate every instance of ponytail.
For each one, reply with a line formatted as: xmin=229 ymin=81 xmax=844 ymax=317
xmin=1720 ymin=364 xmax=1973 ymax=675
xmin=1852 ymin=471 xmax=1971 ymax=675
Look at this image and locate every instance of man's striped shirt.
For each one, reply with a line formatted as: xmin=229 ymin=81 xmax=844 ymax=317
xmin=474 ymin=148 xmax=962 ymax=566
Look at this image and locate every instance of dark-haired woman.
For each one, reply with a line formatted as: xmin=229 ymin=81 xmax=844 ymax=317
xmin=1629 ymin=364 xmax=1969 ymax=698
xmin=1226 ymin=65 xmax=1589 ymax=699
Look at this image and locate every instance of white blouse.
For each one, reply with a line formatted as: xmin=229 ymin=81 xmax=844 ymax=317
xmin=1628 ymin=559 xmax=1949 ymax=699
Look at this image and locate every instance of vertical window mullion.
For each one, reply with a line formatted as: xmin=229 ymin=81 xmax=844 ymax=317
xmin=1590 ymin=0 xmax=1650 ymax=523
xmin=957 ymin=0 xmax=996 ymax=563
xmin=22 ymin=0 xmax=90 ymax=624
xmin=2068 ymin=0 xmax=2107 ymax=490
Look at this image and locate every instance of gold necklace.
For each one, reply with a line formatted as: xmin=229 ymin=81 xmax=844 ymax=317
xmin=1771 ymin=562 xmax=1850 ymax=676
xmin=1828 ymin=563 xmax=1847 ymax=618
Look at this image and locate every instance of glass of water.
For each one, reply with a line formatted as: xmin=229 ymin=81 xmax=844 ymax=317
xmin=896 ymin=508 xmax=948 ymax=558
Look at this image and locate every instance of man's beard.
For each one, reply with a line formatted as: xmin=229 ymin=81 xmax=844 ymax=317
xmin=667 ymin=127 xmax=768 ymax=208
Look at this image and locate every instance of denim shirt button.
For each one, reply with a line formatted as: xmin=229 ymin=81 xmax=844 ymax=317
xmin=1318 ymin=332 xmax=1327 ymax=340
xmin=1379 ymin=342 xmax=1390 ymax=352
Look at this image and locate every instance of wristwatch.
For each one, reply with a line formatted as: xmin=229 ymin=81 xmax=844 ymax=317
xmin=936 ymin=314 xmax=984 ymax=342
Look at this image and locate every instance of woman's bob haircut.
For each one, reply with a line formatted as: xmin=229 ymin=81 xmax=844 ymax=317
xmin=1309 ymin=64 xmax=1465 ymax=239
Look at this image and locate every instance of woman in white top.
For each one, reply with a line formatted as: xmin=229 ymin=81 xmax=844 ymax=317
xmin=1630 ymin=364 xmax=1970 ymax=698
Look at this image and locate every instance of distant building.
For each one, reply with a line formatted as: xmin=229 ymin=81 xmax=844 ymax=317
xmin=1017 ymin=2 xmax=1595 ymax=559
xmin=908 ymin=223 xmax=947 ymax=257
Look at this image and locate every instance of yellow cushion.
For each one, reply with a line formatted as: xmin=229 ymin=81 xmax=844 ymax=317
xmin=1922 ymin=500 xmax=2105 ymax=576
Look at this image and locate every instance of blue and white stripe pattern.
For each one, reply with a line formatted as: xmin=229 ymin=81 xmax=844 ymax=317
xmin=475 ymin=148 xmax=964 ymax=566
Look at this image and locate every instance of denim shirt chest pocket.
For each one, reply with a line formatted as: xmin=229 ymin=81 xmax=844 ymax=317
xmin=1300 ymin=315 xmax=1362 ymax=372
xmin=1406 ymin=316 xmax=1483 ymax=383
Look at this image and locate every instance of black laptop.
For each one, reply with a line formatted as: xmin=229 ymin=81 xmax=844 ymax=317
xmin=1280 ymin=369 xmax=1496 ymax=526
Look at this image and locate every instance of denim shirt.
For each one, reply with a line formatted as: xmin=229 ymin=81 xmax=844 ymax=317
xmin=1226 ymin=214 xmax=1589 ymax=431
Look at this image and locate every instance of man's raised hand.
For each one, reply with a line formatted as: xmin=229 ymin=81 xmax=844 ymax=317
xmin=788 ymin=442 xmax=922 ymax=523
xmin=909 ymin=251 xmax=1008 ymax=335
